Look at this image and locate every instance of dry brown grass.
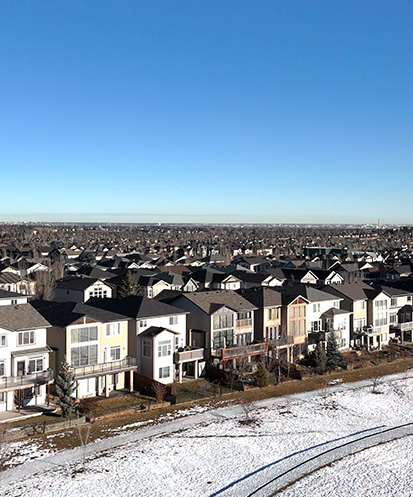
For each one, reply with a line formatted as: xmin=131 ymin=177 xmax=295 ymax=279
xmin=3 ymin=356 xmax=413 ymax=457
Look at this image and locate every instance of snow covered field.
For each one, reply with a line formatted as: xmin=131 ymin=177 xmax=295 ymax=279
xmin=2 ymin=372 xmax=413 ymax=497
xmin=280 ymin=436 xmax=413 ymax=497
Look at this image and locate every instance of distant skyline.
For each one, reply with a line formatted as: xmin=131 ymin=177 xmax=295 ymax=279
xmin=1 ymin=1 xmax=412 ymax=224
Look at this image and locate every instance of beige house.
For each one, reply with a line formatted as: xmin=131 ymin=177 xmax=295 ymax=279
xmin=32 ymin=301 xmax=135 ymax=398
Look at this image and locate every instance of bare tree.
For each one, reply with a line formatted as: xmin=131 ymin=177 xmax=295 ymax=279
xmin=372 ymin=376 xmax=382 ymax=394
xmin=76 ymin=418 xmax=93 ymax=467
xmin=152 ymin=381 xmax=167 ymax=405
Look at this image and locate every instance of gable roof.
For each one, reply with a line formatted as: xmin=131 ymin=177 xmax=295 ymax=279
xmin=31 ymin=300 xmax=128 ymax=327
xmin=86 ymin=295 xmax=188 ymax=319
xmin=0 ymin=303 xmax=51 ymax=332
xmin=175 ymin=290 xmax=257 ymax=314
xmin=139 ymin=326 xmax=180 ymax=338
xmin=237 ymin=287 xmax=282 ymax=308
xmin=55 ymin=276 xmax=103 ymax=291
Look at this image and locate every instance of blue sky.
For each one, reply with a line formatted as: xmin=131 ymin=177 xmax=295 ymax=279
xmin=0 ymin=1 xmax=412 ymax=224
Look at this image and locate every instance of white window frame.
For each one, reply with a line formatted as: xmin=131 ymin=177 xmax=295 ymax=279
xmin=106 ymin=322 xmax=121 ymax=336
xmin=28 ymin=357 xmax=44 ymax=373
xmin=169 ymin=316 xmax=178 ymax=326
xmin=18 ymin=331 xmax=35 ymax=346
xmin=158 ymin=340 xmax=171 ymax=357
xmin=139 ymin=320 xmax=148 ymax=328
xmin=0 ymin=334 xmax=7 ymax=347
xmin=159 ymin=366 xmax=170 ymax=379
xmin=0 ymin=360 xmax=5 ymax=376
xmin=109 ymin=345 xmax=121 ymax=362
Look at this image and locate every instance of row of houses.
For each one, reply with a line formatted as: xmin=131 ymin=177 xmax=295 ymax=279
xmin=2 ymin=274 xmax=413 ymax=414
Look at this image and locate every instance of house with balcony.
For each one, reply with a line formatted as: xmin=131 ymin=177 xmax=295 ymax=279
xmin=32 ymin=300 xmax=135 ymax=398
xmin=236 ymin=287 xmax=282 ymax=342
xmin=363 ymin=288 xmax=391 ymax=349
xmin=321 ymin=308 xmax=352 ymax=350
xmin=86 ymin=296 xmax=194 ymax=384
xmin=271 ymin=287 xmax=310 ymax=362
xmin=378 ymin=286 xmax=413 ymax=337
xmin=322 ymin=282 xmax=371 ymax=347
xmin=169 ymin=290 xmax=262 ymax=368
xmin=0 ymin=302 xmax=53 ymax=413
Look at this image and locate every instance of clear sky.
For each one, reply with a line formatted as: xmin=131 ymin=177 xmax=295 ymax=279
xmin=1 ymin=1 xmax=412 ymax=224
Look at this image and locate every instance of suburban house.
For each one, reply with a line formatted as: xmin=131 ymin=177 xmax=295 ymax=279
xmin=236 ymin=287 xmax=282 ymax=343
xmin=322 ymin=282 xmax=370 ymax=348
xmin=271 ymin=287 xmax=310 ymax=362
xmin=86 ymin=296 xmax=195 ymax=384
xmin=32 ymin=300 xmax=135 ymax=399
xmin=168 ymin=290 xmax=262 ymax=368
xmin=363 ymin=288 xmax=391 ymax=349
xmin=284 ymin=285 xmax=350 ymax=351
xmin=0 ymin=300 xmax=53 ymax=412
xmin=53 ymin=276 xmax=113 ymax=303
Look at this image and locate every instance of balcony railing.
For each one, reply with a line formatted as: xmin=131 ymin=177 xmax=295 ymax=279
xmin=71 ymin=356 xmax=137 ymax=379
xmin=267 ymin=335 xmax=295 ymax=347
xmin=174 ymin=348 xmax=204 ymax=364
xmin=236 ymin=318 xmax=252 ymax=328
xmin=221 ymin=342 xmax=267 ymax=361
xmin=398 ymin=321 xmax=413 ymax=331
xmin=0 ymin=369 xmax=53 ymax=391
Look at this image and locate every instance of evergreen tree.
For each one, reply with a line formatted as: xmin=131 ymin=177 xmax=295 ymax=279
xmin=55 ymin=360 xmax=77 ymax=418
xmin=326 ymin=331 xmax=346 ymax=372
xmin=118 ymin=270 xmax=139 ymax=298
xmin=313 ymin=341 xmax=327 ymax=374
xmin=254 ymin=364 xmax=269 ymax=387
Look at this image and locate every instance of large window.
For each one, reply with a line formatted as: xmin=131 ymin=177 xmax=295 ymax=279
xmin=159 ymin=366 xmax=170 ymax=379
xmin=110 ymin=346 xmax=121 ymax=362
xmin=142 ymin=340 xmax=152 ymax=358
xmin=71 ymin=344 xmax=98 ymax=367
xmin=291 ymin=305 xmax=305 ymax=318
xmin=354 ymin=317 xmax=366 ymax=332
xmin=106 ymin=323 xmax=121 ymax=336
xmin=89 ymin=288 xmax=108 ymax=299
xmin=158 ymin=340 xmax=171 ymax=357
xmin=291 ymin=319 xmax=306 ymax=336
xmin=213 ymin=313 xmax=233 ymax=330
xmin=18 ymin=331 xmax=35 ymax=346
xmin=70 ymin=326 xmax=98 ymax=344
xmin=213 ymin=330 xmax=234 ymax=349
xmin=236 ymin=333 xmax=252 ymax=346
xmin=266 ymin=326 xmax=280 ymax=341
xmin=28 ymin=358 xmax=43 ymax=373
xmin=375 ymin=300 xmax=388 ymax=310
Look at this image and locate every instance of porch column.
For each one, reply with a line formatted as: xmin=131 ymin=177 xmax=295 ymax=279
xmin=129 ymin=371 xmax=133 ymax=392
xmin=105 ymin=375 xmax=109 ymax=397
xmin=178 ymin=363 xmax=183 ymax=383
xmin=194 ymin=360 xmax=199 ymax=379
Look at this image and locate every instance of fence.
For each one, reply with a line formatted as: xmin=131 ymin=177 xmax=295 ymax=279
xmin=3 ymin=415 xmax=87 ymax=442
